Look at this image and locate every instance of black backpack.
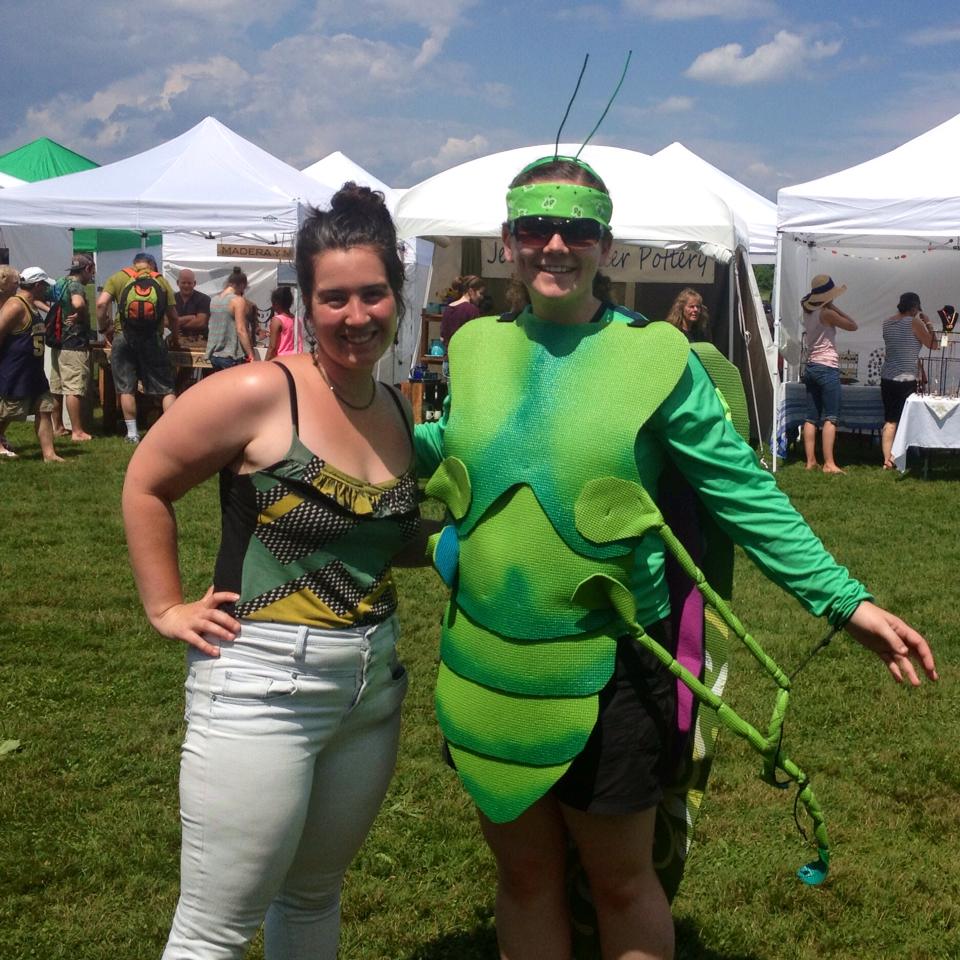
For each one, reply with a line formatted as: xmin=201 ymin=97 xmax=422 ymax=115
xmin=43 ymin=279 xmax=68 ymax=348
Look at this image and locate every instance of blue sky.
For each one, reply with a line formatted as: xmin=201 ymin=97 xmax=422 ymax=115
xmin=3 ymin=0 xmax=959 ymax=198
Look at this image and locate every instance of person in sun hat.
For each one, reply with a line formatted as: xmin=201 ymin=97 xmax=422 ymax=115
xmin=0 ymin=267 xmax=63 ymax=461
xmin=800 ymin=274 xmax=858 ymax=473
xmin=413 ymin=157 xmax=937 ymax=959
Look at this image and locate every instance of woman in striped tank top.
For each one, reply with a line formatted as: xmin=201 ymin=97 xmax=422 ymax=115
xmin=124 ymin=184 xmax=430 ymax=959
xmin=880 ymin=292 xmax=939 ymax=469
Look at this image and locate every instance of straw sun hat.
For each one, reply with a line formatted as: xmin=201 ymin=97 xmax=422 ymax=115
xmin=801 ymin=274 xmax=847 ymax=311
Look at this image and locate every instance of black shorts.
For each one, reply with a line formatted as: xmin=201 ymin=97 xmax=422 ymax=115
xmin=442 ymin=620 xmax=676 ymax=817
xmin=552 ymin=619 xmax=675 ymax=815
xmin=880 ymin=378 xmax=917 ymax=423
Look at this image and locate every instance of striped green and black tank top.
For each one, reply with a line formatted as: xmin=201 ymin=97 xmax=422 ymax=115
xmin=213 ymin=363 xmax=420 ymax=629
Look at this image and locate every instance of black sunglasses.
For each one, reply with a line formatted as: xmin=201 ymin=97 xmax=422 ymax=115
xmin=508 ymin=216 xmax=605 ymax=249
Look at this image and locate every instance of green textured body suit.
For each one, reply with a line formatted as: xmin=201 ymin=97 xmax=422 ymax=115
xmin=414 ymin=305 xmax=871 ymax=899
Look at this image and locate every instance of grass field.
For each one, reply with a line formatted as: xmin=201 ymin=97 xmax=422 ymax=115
xmin=0 ymin=422 xmax=956 ymax=959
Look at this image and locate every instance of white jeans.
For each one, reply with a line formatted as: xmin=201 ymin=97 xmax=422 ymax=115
xmin=162 ymin=615 xmax=407 ymax=960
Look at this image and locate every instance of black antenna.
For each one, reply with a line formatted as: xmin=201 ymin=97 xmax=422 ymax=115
xmin=554 ymin=54 xmax=590 ymax=160
xmin=576 ymin=50 xmax=632 ymax=158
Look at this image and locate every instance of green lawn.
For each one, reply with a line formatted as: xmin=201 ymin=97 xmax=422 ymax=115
xmin=0 ymin=423 xmax=956 ymax=959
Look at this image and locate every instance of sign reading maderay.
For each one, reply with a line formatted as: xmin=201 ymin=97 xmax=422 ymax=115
xmin=480 ymin=239 xmax=714 ymax=283
xmin=216 ymin=244 xmax=293 ymax=260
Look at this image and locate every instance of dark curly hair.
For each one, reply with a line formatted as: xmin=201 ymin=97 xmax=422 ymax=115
xmin=295 ymin=181 xmax=406 ymax=325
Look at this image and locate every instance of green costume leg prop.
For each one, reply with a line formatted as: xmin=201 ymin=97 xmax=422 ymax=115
xmin=575 ymin=477 xmax=830 ymax=885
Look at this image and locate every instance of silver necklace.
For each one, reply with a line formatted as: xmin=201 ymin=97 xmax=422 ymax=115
xmin=312 ymin=352 xmax=377 ymax=410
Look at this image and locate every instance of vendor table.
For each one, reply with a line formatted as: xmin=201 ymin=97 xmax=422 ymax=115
xmin=400 ymin=378 xmax=446 ymax=424
xmin=92 ymin=343 xmax=212 ymax=432
xmin=782 ymin=381 xmax=885 ymax=434
xmin=891 ymin=394 xmax=960 ymax=472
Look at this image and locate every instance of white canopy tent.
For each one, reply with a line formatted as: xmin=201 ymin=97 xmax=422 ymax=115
xmin=395 ymin=143 xmax=746 ymax=250
xmin=776 ymin=112 xmax=960 ymax=371
xmin=0 ymin=117 xmax=341 ymax=363
xmin=772 ymin=113 xmax=960 ymax=469
xmin=0 ymin=170 xmax=73 ymax=277
xmin=0 ymin=117 xmax=335 ymax=236
xmin=395 ymin=142 xmax=776 ymax=442
xmin=302 ymin=151 xmax=401 ymax=210
xmin=653 ymin=142 xmax=777 ymax=263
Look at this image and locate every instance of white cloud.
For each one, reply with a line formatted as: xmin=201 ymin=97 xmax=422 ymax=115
xmin=686 ymin=30 xmax=842 ymax=85
xmin=906 ymin=25 xmax=960 ymax=47
xmin=655 ymin=96 xmax=695 ymax=113
xmin=12 ymin=56 xmax=251 ymax=159
xmin=316 ymin=0 xmax=477 ymax=68
xmin=621 ymin=0 xmax=777 ymax=20
xmin=410 ymin=135 xmax=490 ymax=175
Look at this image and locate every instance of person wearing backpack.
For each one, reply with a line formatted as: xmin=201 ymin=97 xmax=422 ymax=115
xmin=96 ymin=252 xmax=179 ymax=444
xmin=48 ymin=253 xmax=96 ymax=441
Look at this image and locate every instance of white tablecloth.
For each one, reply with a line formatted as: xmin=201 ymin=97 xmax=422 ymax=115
xmin=891 ymin=394 xmax=960 ymax=471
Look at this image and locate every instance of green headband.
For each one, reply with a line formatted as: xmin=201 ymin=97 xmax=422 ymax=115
xmin=505 ymin=181 xmax=613 ymax=227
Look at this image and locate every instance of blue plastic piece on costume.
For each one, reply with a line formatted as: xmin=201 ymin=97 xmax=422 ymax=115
xmin=796 ymin=857 xmax=829 ymax=885
xmin=433 ymin=524 xmax=460 ymax=587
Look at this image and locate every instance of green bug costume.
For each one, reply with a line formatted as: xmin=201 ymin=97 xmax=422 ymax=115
xmin=414 ymin=304 xmax=872 ymax=898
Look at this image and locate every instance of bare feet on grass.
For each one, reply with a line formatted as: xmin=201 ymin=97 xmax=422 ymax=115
xmin=71 ymin=431 xmax=93 ymax=441
xmin=822 ymin=463 xmax=845 ymax=474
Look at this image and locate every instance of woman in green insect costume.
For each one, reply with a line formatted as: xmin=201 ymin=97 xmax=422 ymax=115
xmin=413 ymin=155 xmax=937 ymax=960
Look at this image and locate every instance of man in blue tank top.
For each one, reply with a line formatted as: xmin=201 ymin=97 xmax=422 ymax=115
xmin=0 ymin=267 xmax=63 ymax=461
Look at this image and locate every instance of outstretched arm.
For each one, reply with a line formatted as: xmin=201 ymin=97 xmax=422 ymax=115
xmin=652 ymin=358 xmax=938 ymax=683
xmin=844 ymin=601 xmax=938 ymax=685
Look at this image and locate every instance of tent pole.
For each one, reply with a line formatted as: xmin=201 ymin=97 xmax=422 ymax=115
xmin=727 ymin=259 xmax=735 ymax=361
xmin=733 ymin=253 xmax=762 ymax=449
xmin=771 ymin=234 xmax=784 ymax=472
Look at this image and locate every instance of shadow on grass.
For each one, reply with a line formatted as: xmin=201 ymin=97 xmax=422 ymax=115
xmin=403 ymin=914 xmax=763 ymax=960
xmin=675 ymin=916 xmax=766 ymax=960
xmin=779 ymin=434 xmax=960 ymax=477
xmin=404 ymin=923 xmax=498 ymax=960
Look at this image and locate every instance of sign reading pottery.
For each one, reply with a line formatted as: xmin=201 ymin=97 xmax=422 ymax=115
xmin=480 ymin=239 xmax=714 ymax=283
xmin=216 ymin=243 xmax=293 ymax=260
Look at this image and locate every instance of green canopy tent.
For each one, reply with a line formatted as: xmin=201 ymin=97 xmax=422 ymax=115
xmin=0 ymin=138 xmax=161 ymax=252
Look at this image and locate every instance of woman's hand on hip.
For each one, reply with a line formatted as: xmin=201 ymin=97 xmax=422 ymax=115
xmin=151 ymin=587 xmax=241 ymax=656
xmin=844 ymin=600 xmax=938 ymax=686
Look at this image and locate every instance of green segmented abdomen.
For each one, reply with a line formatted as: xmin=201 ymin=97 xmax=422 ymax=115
xmin=436 ymin=484 xmax=629 ymax=823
